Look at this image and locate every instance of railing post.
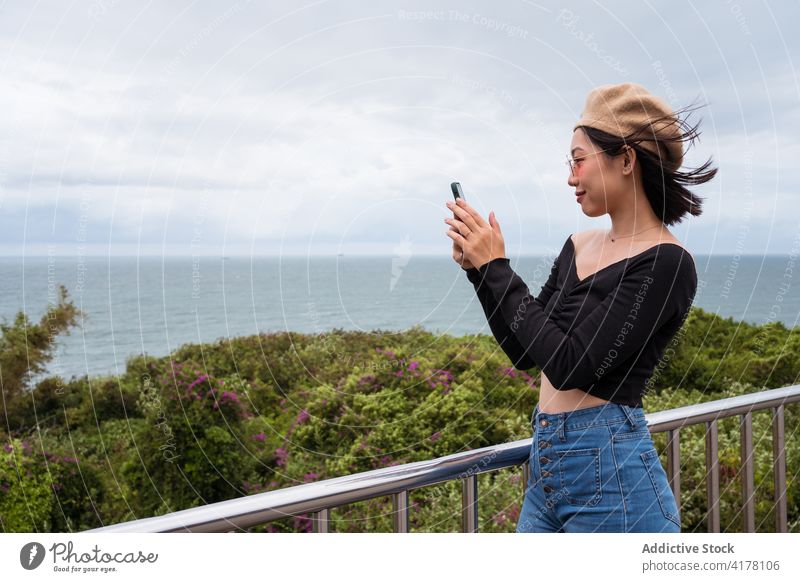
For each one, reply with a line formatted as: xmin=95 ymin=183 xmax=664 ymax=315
xmin=772 ymin=404 xmax=788 ymax=532
xmin=705 ymin=419 xmax=720 ymax=532
xmin=392 ymin=491 xmax=410 ymax=533
xmin=666 ymin=429 xmax=681 ymax=505
xmin=740 ymin=412 xmax=755 ymax=532
xmin=312 ymin=508 xmax=329 ymax=533
xmin=461 ymin=476 xmax=478 ymax=533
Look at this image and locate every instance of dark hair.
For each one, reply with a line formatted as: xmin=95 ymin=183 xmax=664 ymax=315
xmin=578 ymin=102 xmax=717 ymax=226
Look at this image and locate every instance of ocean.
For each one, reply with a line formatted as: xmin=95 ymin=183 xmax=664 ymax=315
xmin=0 ymin=254 xmax=796 ymax=379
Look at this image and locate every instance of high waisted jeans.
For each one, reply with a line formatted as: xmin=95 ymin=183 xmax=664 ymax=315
xmin=516 ymin=402 xmax=681 ymax=533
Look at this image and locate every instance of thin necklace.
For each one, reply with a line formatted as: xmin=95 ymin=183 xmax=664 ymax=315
xmin=608 ymin=224 xmax=663 ymax=242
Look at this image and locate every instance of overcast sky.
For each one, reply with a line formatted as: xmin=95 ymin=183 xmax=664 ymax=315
xmin=1 ymin=0 xmax=798 ymax=256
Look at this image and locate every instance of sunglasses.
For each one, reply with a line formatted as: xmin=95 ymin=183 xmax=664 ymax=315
xmin=565 ymin=147 xmax=620 ymax=176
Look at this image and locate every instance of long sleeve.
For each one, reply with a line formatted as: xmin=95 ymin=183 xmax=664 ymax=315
xmin=465 ymin=238 xmax=566 ymax=371
xmin=474 ymin=247 xmax=696 ymax=390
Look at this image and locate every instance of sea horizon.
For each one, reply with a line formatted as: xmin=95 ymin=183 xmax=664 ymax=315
xmin=1 ymin=253 xmax=797 ymax=380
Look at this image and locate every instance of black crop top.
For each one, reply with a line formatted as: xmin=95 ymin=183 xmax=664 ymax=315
xmin=465 ymin=234 xmax=697 ymax=408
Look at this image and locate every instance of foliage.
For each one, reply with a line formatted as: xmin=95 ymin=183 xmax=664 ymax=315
xmin=1 ymin=284 xmax=83 ymax=432
xmin=1 ymin=306 xmax=799 ymax=532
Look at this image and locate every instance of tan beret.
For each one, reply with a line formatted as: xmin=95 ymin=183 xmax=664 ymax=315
xmin=574 ymin=83 xmax=683 ymax=172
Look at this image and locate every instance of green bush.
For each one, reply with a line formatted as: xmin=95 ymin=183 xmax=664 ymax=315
xmin=2 ymin=306 xmax=799 ymax=532
xmin=0 ymin=438 xmax=53 ymax=531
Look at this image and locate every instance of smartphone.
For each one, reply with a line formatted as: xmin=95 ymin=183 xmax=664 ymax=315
xmin=450 ymin=182 xmax=465 ymax=201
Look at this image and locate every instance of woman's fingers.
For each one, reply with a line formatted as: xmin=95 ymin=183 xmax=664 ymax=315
xmin=454 ymin=198 xmax=488 ymax=228
xmin=445 ymin=228 xmax=467 ymax=246
xmin=447 ymin=201 xmax=481 ymax=232
xmin=445 ymin=217 xmax=471 ymax=237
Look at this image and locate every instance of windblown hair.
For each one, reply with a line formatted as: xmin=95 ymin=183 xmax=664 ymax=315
xmin=578 ymin=102 xmax=717 ymax=226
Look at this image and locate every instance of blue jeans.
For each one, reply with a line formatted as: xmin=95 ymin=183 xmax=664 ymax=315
xmin=516 ymin=402 xmax=681 ymax=533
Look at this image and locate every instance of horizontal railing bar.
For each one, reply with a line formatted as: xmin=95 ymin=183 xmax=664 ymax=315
xmin=83 ymin=384 xmax=800 ymax=533
xmin=645 ymin=384 xmax=800 ymax=432
xmin=85 ymin=439 xmax=528 ymax=532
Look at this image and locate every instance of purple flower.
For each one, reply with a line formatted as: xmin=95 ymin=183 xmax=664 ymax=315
xmin=296 ymin=409 xmax=310 ymax=424
xmin=303 ymin=472 xmax=319 ymax=483
xmin=2 ymin=444 xmax=12 ymax=453
xmin=408 ymin=361 xmax=419 ymax=371
xmin=357 ymin=375 xmax=376 ymax=388
xmin=501 ymin=367 xmax=517 ymax=378
xmin=253 ymin=433 xmax=266 ymax=442
xmin=293 ymin=514 xmax=312 ymax=533
xmin=220 ymin=391 xmax=240 ymax=404
xmin=429 ymin=431 xmax=442 ymax=442
xmin=428 ymin=369 xmax=454 ymax=388
xmin=432 ymin=369 xmax=454 ymax=382
xmin=187 ymin=374 xmax=209 ymax=391
xmin=378 ymin=455 xmax=393 ymax=467
xmin=274 ymin=447 xmax=288 ymax=467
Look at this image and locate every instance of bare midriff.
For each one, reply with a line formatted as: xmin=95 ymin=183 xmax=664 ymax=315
xmin=537 ymin=371 xmax=611 ymax=413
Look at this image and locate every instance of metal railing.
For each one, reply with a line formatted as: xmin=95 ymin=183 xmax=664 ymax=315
xmin=84 ymin=384 xmax=799 ymax=533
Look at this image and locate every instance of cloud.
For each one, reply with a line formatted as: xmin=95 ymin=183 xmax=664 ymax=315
xmin=1 ymin=0 xmax=798 ymax=256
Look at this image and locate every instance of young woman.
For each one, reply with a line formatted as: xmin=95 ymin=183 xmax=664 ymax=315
xmin=444 ymin=82 xmax=716 ymax=533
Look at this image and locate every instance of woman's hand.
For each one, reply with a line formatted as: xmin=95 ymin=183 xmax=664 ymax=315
xmin=445 ymin=198 xmax=506 ymax=269
xmin=449 ymin=225 xmax=475 ymax=270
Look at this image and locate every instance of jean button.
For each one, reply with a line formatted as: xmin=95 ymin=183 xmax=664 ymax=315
xmin=539 ymin=441 xmax=550 ymax=449
xmin=539 ymin=456 xmax=550 ymax=464
xmin=539 ymin=419 xmax=549 ymax=427
xmin=541 ymin=470 xmax=552 ymax=478
xmin=543 ymin=485 xmax=554 ymax=493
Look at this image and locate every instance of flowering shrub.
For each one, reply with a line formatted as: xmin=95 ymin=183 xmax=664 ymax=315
xmin=0 ymin=438 xmax=102 ymax=531
xmin=3 ymin=313 xmax=800 ymax=532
